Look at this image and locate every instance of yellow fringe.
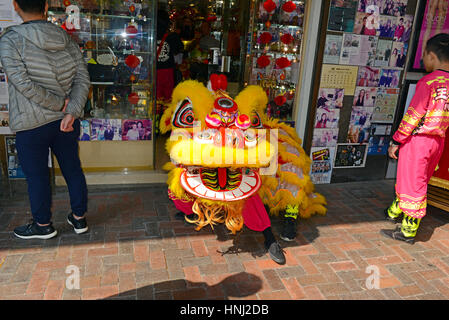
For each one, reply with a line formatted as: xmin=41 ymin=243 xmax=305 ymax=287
xmin=186 ymin=199 xmax=245 ymax=234
xmin=234 ymin=85 xmax=269 ymax=119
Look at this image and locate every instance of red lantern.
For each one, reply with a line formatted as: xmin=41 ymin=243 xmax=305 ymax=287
xmin=128 ymin=92 xmax=140 ymax=105
xmin=125 ymin=54 xmax=140 ymax=69
xmin=274 ymin=95 xmax=287 ymax=106
xmin=63 ymin=0 xmax=71 ymax=6
xmin=275 ymin=57 xmax=291 ymax=69
xmin=282 ymin=1 xmax=296 ymax=13
xmin=206 ymin=15 xmax=217 ymax=22
xmin=259 ymin=32 xmax=273 ymax=45
xmin=126 ymin=25 xmax=138 ymax=38
xmin=263 ymin=0 xmax=276 ymax=13
xmin=210 ymin=73 xmax=228 ymax=91
xmin=280 ymin=33 xmax=294 ymax=45
xmin=257 ymin=55 xmax=271 ymax=68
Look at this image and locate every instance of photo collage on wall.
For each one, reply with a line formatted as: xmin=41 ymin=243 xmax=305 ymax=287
xmin=311 ymin=0 xmax=413 ymax=183
xmin=78 ymin=119 xmax=152 ymax=142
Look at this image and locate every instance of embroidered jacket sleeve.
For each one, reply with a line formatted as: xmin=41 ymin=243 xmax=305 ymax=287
xmin=392 ymin=80 xmax=430 ymax=144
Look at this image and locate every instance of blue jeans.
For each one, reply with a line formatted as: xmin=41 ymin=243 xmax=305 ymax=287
xmin=15 ymin=119 xmax=88 ymax=224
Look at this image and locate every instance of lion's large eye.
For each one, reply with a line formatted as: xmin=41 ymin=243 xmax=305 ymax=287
xmin=173 ymin=98 xmax=196 ymax=128
xmin=250 ymin=111 xmax=263 ymax=128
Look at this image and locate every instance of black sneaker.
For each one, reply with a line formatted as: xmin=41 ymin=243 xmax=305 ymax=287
xmin=266 ymin=241 xmax=286 ymax=265
xmin=380 ymin=226 xmax=415 ymax=245
xmin=13 ymin=221 xmax=57 ymax=240
xmin=384 ymin=208 xmax=402 ymax=224
xmin=280 ymin=217 xmax=297 ymax=242
xmin=175 ymin=211 xmax=196 ymax=226
xmin=67 ymin=213 xmax=88 ymax=234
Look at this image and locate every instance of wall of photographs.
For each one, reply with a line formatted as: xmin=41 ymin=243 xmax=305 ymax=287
xmin=309 ymin=0 xmax=417 ymax=184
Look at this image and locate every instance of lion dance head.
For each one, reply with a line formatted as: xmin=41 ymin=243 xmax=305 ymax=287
xmin=160 ymin=74 xmax=326 ymax=234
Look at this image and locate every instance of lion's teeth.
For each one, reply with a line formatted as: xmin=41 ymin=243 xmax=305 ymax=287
xmin=244 ymin=176 xmax=257 ymax=187
xmin=195 ymin=184 xmax=208 ymax=196
xmin=233 ymin=188 xmax=243 ymax=197
xmin=215 ymin=192 xmax=224 ymax=200
xmin=224 ymin=191 xmax=235 ymax=200
xmin=240 ymin=183 xmax=251 ymax=193
xmin=187 ymin=176 xmax=201 ymax=188
xmin=205 ymin=189 xmax=217 ymax=199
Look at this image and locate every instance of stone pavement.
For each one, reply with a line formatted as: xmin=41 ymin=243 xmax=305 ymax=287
xmin=1 ymin=179 xmax=449 ymax=300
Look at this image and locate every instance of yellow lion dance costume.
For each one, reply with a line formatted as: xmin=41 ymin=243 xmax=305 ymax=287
xmin=160 ymin=75 xmax=326 ymax=245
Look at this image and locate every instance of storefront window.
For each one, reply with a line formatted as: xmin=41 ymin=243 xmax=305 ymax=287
xmin=245 ymin=0 xmax=307 ymax=124
xmin=46 ymin=0 xmax=158 ymax=179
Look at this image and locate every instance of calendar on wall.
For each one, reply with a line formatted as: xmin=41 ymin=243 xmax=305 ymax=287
xmin=319 ymin=64 xmax=358 ymax=95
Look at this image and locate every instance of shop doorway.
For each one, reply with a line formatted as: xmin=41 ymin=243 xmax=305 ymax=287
xmin=154 ymin=0 xmax=251 ymax=170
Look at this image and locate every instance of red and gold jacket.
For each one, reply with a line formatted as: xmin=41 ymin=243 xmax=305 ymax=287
xmin=393 ymin=70 xmax=449 ymax=144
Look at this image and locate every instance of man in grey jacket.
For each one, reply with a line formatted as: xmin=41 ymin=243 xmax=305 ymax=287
xmin=0 ymin=0 xmax=90 ymax=239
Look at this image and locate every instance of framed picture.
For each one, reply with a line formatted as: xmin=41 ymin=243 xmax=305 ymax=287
xmin=79 ymin=119 xmax=91 ymax=141
xmin=4 ymin=136 xmax=26 ymax=179
xmin=368 ymin=124 xmax=392 ymax=155
xmin=311 ymin=128 xmax=339 ymax=147
xmin=91 ymin=119 xmax=122 ymax=141
xmin=409 ymin=0 xmax=449 ymax=72
xmin=328 ymin=0 xmax=358 ymax=32
xmin=122 ymin=119 xmax=152 ymax=141
xmin=310 ymin=147 xmax=336 ymax=184
xmin=334 ymin=143 xmax=369 ymax=168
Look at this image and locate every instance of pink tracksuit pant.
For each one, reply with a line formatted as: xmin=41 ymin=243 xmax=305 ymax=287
xmin=396 ymin=134 xmax=445 ymax=219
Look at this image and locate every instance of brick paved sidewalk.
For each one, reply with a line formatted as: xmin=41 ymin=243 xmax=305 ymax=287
xmin=1 ymin=179 xmax=449 ymax=300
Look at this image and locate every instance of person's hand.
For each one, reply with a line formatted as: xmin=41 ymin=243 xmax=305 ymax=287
xmin=62 ymin=98 xmax=70 ymax=112
xmin=60 ymin=113 xmax=75 ymax=132
xmin=388 ymin=145 xmax=399 ymax=160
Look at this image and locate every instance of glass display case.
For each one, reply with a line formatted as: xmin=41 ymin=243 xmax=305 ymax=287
xmin=48 ymin=0 xmax=156 ymax=121
xmin=245 ymin=0 xmax=307 ymax=124
xmin=47 ymin=0 xmax=158 ymax=183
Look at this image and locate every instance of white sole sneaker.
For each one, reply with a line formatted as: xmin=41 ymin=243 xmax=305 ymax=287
xmin=13 ymin=230 xmax=58 ymax=240
xmin=67 ymin=219 xmax=89 ymax=234
xmin=279 ymin=235 xmax=296 ymax=242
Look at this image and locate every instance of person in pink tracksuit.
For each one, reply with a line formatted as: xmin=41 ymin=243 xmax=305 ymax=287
xmin=381 ymin=33 xmax=449 ymax=244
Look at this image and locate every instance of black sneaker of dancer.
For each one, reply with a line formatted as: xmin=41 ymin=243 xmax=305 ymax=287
xmin=263 ymin=227 xmax=286 ymax=265
xmin=175 ymin=211 xmax=196 ymax=225
xmin=280 ymin=217 xmax=297 ymax=242
xmin=384 ymin=208 xmax=402 ymax=224
xmin=380 ymin=226 xmax=415 ymax=245
xmin=266 ymin=241 xmax=286 ymax=265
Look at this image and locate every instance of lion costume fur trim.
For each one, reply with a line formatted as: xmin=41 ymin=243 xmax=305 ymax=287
xmin=260 ymin=119 xmax=327 ymax=218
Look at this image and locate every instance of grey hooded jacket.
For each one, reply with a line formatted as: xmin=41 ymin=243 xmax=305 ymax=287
xmin=0 ymin=20 xmax=90 ymax=132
